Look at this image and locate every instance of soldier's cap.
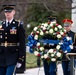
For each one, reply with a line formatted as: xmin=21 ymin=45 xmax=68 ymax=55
xmin=48 ymin=16 xmax=56 ymax=22
xmin=62 ymin=19 xmax=73 ymax=27
xmin=2 ymin=4 xmax=16 ymax=12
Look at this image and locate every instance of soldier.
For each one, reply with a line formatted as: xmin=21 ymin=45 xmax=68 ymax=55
xmin=0 ymin=5 xmax=25 ymax=75
xmin=62 ymin=19 xmax=76 ymax=75
xmin=43 ymin=16 xmax=57 ymax=75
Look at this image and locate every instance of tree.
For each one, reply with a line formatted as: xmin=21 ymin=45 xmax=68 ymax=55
xmin=26 ymin=0 xmax=72 ymax=37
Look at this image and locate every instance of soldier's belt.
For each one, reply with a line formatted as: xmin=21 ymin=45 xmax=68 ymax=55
xmin=0 ymin=43 xmax=19 ymax=47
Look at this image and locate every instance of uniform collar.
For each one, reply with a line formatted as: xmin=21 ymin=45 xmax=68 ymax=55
xmin=67 ymin=30 xmax=71 ymax=34
xmin=6 ymin=18 xmax=13 ymax=23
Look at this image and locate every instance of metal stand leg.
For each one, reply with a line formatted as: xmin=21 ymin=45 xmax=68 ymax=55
xmin=70 ymin=56 xmax=75 ymax=75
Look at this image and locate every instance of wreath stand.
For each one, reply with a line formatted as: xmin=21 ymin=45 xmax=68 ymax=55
xmin=66 ymin=53 xmax=76 ymax=75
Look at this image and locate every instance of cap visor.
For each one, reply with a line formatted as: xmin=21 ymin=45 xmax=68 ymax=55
xmin=64 ymin=24 xmax=70 ymax=27
xmin=4 ymin=9 xmax=12 ymax=12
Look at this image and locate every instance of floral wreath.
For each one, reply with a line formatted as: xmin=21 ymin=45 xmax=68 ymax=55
xmin=27 ymin=21 xmax=73 ymax=62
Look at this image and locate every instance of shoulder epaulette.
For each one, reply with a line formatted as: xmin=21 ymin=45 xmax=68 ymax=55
xmin=15 ymin=19 xmax=24 ymax=27
xmin=15 ymin=19 xmax=20 ymax=22
xmin=18 ymin=21 xmax=24 ymax=27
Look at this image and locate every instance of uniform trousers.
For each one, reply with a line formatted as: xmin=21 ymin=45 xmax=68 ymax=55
xmin=62 ymin=60 xmax=76 ymax=75
xmin=62 ymin=61 xmax=70 ymax=75
xmin=0 ymin=65 xmax=15 ymax=75
xmin=43 ymin=60 xmax=56 ymax=75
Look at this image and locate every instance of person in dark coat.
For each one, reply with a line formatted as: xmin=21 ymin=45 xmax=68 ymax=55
xmin=61 ymin=19 xmax=76 ymax=75
xmin=43 ymin=16 xmax=57 ymax=75
xmin=0 ymin=4 xmax=25 ymax=75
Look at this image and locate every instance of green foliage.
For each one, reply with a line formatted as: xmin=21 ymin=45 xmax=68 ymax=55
xmin=26 ymin=4 xmax=53 ymax=23
xmin=56 ymin=11 xmax=71 ymax=24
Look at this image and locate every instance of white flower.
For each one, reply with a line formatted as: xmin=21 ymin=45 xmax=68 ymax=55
xmin=60 ymin=32 xmax=64 ymax=35
xmin=48 ymin=49 xmax=54 ymax=53
xmin=56 ymin=52 xmax=61 ymax=57
xmin=36 ymin=42 xmax=40 ymax=46
xmin=50 ymin=23 xmax=53 ymax=27
xmin=51 ymin=54 xmax=54 ymax=57
xmin=51 ymin=58 xmax=56 ymax=61
xmin=44 ymin=54 xmax=48 ymax=59
xmin=40 ymin=31 xmax=44 ymax=35
xmin=41 ymin=25 xmax=43 ymax=28
xmin=34 ymin=35 xmax=38 ymax=40
xmin=33 ymin=27 xmax=38 ymax=31
xmin=56 ymin=45 xmax=61 ymax=50
xmin=49 ymin=29 xmax=53 ymax=33
xmin=45 ymin=31 xmax=49 ymax=34
xmin=36 ymin=31 xmax=39 ymax=34
xmin=64 ymin=29 xmax=66 ymax=32
xmin=44 ymin=23 xmax=48 ymax=27
xmin=54 ymin=27 xmax=58 ymax=31
xmin=41 ymin=55 xmax=44 ymax=59
xmin=41 ymin=23 xmax=46 ymax=26
xmin=57 ymin=34 xmax=61 ymax=38
xmin=69 ymin=45 xmax=73 ymax=49
xmin=58 ymin=25 xmax=62 ymax=29
xmin=41 ymin=23 xmax=45 ymax=25
xmin=40 ymin=47 xmax=44 ymax=51
xmin=43 ymin=27 xmax=46 ymax=30
xmin=34 ymin=51 xmax=39 ymax=56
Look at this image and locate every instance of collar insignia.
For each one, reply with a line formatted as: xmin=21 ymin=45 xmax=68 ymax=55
xmin=13 ymin=21 xmax=15 ymax=24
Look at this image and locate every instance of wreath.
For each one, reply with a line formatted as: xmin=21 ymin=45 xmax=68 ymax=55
xmin=27 ymin=22 xmax=73 ymax=62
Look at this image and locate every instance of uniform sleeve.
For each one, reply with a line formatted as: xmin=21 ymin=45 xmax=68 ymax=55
xmin=72 ymin=33 xmax=76 ymax=53
xmin=17 ymin=22 xmax=26 ymax=63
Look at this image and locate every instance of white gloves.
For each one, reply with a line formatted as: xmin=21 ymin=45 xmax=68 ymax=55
xmin=16 ymin=62 xmax=22 ymax=68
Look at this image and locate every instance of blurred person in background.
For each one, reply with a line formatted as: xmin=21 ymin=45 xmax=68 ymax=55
xmin=43 ymin=16 xmax=57 ymax=75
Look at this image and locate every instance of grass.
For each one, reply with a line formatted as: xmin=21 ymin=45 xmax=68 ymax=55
xmin=26 ymin=52 xmax=43 ymax=69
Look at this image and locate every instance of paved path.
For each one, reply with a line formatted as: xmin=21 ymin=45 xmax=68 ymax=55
xmin=16 ymin=64 xmax=64 ymax=75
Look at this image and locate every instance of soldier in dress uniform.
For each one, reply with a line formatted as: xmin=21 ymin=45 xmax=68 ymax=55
xmin=43 ymin=16 xmax=57 ymax=75
xmin=0 ymin=4 xmax=25 ymax=75
xmin=62 ymin=19 xmax=76 ymax=75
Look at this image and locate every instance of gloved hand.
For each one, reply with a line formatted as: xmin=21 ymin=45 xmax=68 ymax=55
xmin=16 ymin=62 xmax=22 ymax=68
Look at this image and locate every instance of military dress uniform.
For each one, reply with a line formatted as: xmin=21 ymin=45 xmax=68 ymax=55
xmin=43 ymin=16 xmax=57 ymax=75
xmin=0 ymin=19 xmax=25 ymax=75
xmin=62 ymin=19 xmax=76 ymax=75
xmin=62 ymin=30 xmax=75 ymax=75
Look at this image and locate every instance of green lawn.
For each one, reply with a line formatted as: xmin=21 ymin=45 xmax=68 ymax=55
xmin=26 ymin=52 xmax=43 ymax=69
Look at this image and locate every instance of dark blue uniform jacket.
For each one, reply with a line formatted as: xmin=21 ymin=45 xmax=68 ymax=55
xmin=0 ymin=19 xmax=25 ymax=67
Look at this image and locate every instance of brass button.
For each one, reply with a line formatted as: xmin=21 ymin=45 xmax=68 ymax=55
xmin=5 ymin=41 xmax=7 ymax=47
xmin=5 ymin=33 xmax=7 ymax=35
xmin=5 ymin=37 xmax=7 ymax=39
